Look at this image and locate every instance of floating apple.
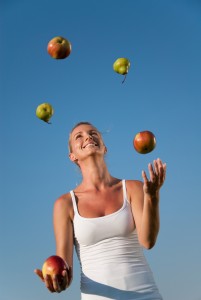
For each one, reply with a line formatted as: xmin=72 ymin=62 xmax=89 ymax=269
xmin=42 ymin=255 xmax=69 ymax=281
xmin=113 ymin=57 xmax=130 ymax=83
xmin=133 ymin=131 xmax=156 ymax=154
xmin=36 ymin=103 xmax=54 ymax=124
xmin=47 ymin=36 xmax=72 ymax=59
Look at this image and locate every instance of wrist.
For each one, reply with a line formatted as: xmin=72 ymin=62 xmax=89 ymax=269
xmin=144 ymin=191 xmax=160 ymax=203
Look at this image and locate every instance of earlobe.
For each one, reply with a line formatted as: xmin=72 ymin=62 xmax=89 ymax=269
xmin=69 ymin=153 xmax=77 ymax=162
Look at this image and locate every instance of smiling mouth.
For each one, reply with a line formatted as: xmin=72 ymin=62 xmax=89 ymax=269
xmin=83 ymin=143 xmax=98 ymax=148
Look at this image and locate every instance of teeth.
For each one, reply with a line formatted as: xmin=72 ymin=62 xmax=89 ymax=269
xmin=84 ymin=143 xmax=97 ymax=148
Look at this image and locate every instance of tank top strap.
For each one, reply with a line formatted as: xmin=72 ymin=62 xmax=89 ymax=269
xmin=70 ymin=190 xmax=78 ymax=214
xmin=122 ymin=179 xmax=129 ymax=203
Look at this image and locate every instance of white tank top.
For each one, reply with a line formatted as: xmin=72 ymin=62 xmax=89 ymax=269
xmin=70 ymin=180 xmax=163 ymax=300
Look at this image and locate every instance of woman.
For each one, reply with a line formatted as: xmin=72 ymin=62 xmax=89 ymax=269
xmin=35 ymin=121 xmax=166 ymax=299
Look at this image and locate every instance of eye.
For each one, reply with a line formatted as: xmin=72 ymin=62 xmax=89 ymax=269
xmin=75 ymin=134 xmax=82 ymax=140
xmin=91 ymin=131 xmax=98 ymax=136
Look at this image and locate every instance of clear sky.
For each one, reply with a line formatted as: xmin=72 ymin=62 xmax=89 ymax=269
xmin=1 ymin=0 xmax=201 ymax=299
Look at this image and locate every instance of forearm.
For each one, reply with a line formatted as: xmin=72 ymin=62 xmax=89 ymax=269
xmin=139 ymin=192 xmax=160 ymax=249
xmin=53 ymin=196 xmax=74 ymax=285
xmin=55 ymin=237 xmax=74 ymax=286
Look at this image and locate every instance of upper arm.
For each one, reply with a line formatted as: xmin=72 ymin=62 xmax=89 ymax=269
xmin=126 ymin=180 xmax=144 ymax=234
xmin=53 ymin=194 xmax=74 ymax=268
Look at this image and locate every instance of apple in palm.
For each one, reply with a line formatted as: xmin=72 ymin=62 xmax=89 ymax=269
xmin=42 ymin=255 xmax=69 ymax=280
xmin=47 ymin=36 xmax=72 ymax=59
xmin=133 ymin=131 xmax=156 ymax=154
xmin=113 ymin=58 xmax=130 ymax=83
xmin=36 ymin=103 xmax=54 ymax=123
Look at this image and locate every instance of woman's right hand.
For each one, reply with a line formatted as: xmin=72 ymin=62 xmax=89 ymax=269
xmin=34 ymin=267 xmax=71 ymax=293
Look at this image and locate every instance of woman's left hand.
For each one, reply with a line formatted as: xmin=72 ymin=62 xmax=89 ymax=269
xmin=142 ymin=158 xmax=166 ymax=196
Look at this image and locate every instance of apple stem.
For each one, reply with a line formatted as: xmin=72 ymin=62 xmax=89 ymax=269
xmin=122 ymin=74 xmax=127 ymax=84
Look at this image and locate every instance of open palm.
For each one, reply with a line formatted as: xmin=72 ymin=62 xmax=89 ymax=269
xmin=142 ymin=158 xmax=166 ymax=196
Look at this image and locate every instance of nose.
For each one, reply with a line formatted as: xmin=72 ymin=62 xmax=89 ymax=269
xmin=86 ymin=134 xmax=93 ymax=141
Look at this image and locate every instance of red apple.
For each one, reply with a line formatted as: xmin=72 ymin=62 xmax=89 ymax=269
xmin=42 ymin=255 xmax=69 ymax=280
xmin=47 ymin=36 xmax=72 ymax=59
xmin=133 ymin=131 xmax=156 ymax=154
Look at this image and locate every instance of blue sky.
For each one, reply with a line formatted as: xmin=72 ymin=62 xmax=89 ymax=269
xmin=1 ymin=0 xmax=201 ymax=299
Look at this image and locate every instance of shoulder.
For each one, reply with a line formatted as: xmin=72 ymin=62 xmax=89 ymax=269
xmin=125 ymin=180 xmax=144 ymax=203
xmin=125 ymin=179 xmax=143 ymax=192
xmin=54 ymin=192 xmax=74 ymax=221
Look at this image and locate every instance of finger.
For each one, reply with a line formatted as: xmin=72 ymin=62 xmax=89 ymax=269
xmin=44 ymin=274 xmax=55 ymax=293
xmin=53 ymin=272 xmax=68 ymax=292
xmin=148 ymin=163 xmax=156 ymax=182
xmin=61 ymin=270 xmax=68 ymax=288
xmin=142 ymin=170 xmax=149 ymax=184
xmin=157 ymin=159 xmax=166 ymax=185
xmin=153 ymin=160 xmax=159 ymax=176
xmin=34 ymin=269 xmax=44 ymax=282
xmin=52 ymin=275 xmax=62 ymax=293
xmin=162 ymin=163 xmax=167 ymax=181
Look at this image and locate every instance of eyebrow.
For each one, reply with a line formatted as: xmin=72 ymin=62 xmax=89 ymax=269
xmin=73 ymin=129 xmax=99 ymax=138
xmin=73 ymin=131 xmax=82 ymax=138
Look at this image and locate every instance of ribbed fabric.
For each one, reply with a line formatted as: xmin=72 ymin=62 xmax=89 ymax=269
xmin=70 ymin=180 xmax=163 ymax=300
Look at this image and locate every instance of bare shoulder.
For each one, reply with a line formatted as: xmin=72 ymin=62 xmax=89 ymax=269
xmin=125 ymin=180 xmax=144 ymax=203
xmin=126 ymin=179 xmax=143 ymax=192
xmin=54 ymin=192 xmax=74 ymax=221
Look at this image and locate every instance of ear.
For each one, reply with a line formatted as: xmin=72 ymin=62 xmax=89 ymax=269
xmin=104 ymin=146 xmax=107 ymax=154
xmin=69 ymin=153 xmax=78 ymax=163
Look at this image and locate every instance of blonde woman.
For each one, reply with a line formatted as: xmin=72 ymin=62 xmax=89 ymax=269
xmin=35 ymin=121 xmax=166 ymax=300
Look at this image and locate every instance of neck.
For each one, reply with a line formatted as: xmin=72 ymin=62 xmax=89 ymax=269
xmin=78 ymin=157 xmax=113 ymax=190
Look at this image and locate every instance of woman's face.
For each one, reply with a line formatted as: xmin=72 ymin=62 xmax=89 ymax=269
xmin=69 ymin=124 xmax=107 ymax=164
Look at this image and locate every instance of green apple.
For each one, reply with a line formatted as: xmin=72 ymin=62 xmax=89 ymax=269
xmin=36 ymin=103 xmax=54 ymax=124
xmin=113 ymin=58 xmax=130 ymax=83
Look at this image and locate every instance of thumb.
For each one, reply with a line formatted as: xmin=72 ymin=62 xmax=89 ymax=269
xmin=34 ymin=269 xmax=44 ymax=282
